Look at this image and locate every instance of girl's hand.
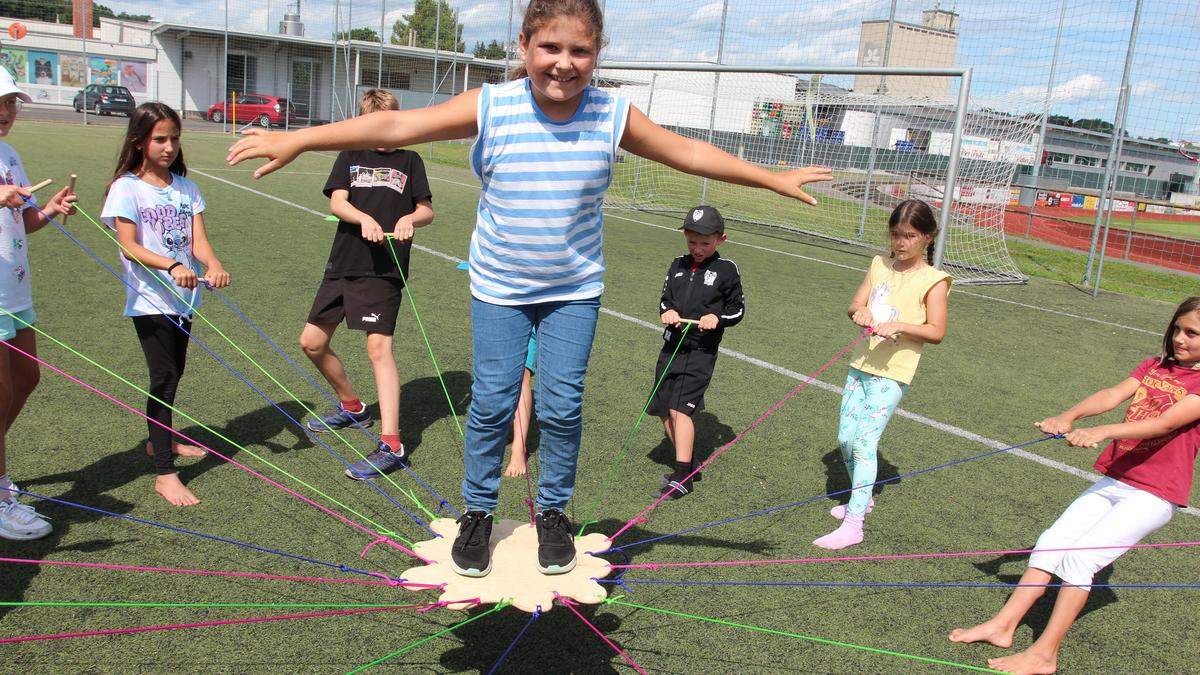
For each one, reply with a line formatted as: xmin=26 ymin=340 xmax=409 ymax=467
xmin=227 ymin=128 xmax=302 ymax=179
xmin=770 ymin=166 xmax=834 ymax=206
xmin=170 ymin=264 xmax=198 ymax=289
xmin=1035 ymin=415 xmax=1074 ymax=435
xmin=660 ymin=309 xmax=682 ymax=327
xmin=204 ymin=264 xmax=231 ymax=289
xmin=1064 ymin=427 xmax=1108 ymax=449
xmin=872 ymin=322 xmax=903 ymax=341
xmin=47 ymin=186 xmax=77 ymax=217
xmin=392 ymin=214 xmax=415 ymax=243
xmin=851 ymin=307 xmax=873 ymax=329
xmin=360 ymin=216 xmax=385 ymax=243
xmin=0 ymin=184 xmax=31 ymax=209
xmin=698 ymin=313 xmax=719 ymax=330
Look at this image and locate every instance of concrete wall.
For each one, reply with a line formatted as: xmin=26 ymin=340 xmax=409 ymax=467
xmin=853 ymin=21 xmax=956 ymax=102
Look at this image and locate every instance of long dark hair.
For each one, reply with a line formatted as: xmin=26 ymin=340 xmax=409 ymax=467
xmin=1161 ymin=297 xmax=1200 ymax=366
xmin=509 ymin=0 xmax=605 ymax=80
xmin=889 ymin=199 xmax=939 ymax=265
xmin=111 ymin=102 xmax=186 ymax=185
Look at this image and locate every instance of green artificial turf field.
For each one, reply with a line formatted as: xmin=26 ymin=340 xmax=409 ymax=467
xmin=0 ymin=120 xmax=1196 ymax=673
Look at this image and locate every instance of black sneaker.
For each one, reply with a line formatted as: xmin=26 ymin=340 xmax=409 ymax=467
xmin=450 ymin=511 xmax=493 ymax=577
xmin=535 ymin=508 xmax=577 ymax=574
xmin=658 ymin=462 xmax=700 ymax=500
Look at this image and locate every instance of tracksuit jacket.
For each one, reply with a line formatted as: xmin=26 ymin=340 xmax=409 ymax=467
xmin=658 ymin=252 xmax=745 ymax=350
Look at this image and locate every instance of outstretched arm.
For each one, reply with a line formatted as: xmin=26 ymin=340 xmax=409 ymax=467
xmin=618 ymin=106 xmax=832 ymax=205
xmin=1036 ymin=376 xmax=1142 ymax=435
xmin=1065 ymin=394 xmax=1200 ymax=448
xmin=228 ymin=90 xmax=480 ymax=178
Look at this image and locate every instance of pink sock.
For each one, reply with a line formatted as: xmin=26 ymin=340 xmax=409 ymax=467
xmin=830 ymin=498 xmax=874 ymax=520
xmin=813 ymin=515 xmax=864 ymax=550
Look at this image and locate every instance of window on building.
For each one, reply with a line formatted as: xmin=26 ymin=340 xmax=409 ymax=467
xmin=1073 ymin=155 xmax=1100 ymax=167
xmin=1121 ymin=162 xmax=1154 ymax=175
xmin=360 ymin=69 xmax=412 ymax=90
xmin=1046 ymin=151 xmax=1071 ymax=165
xmin=226 ymin=53 xmax=258 ymax=98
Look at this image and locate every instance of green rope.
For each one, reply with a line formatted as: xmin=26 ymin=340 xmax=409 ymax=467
xmin=578 ymin=323 xmax=691 ymax=536
xmin=348 ymin=600 xmax=511 ymax=673
xmin=385 ymin=235 xmax=464 ymax=440
xmin=604 ymin=599 xmax=1001 ymax=673
xmin=74 ymin=205 xmax=437 ymax=521
xmin=0 ymin=307 xmax=413 ymax=547
xmin=0 ymin=601 xmax=429 ymax=609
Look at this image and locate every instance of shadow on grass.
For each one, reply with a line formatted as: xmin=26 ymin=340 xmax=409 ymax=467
xmin=645 ymin=411 xmax=737 ymax=473
xmin=970 ymin=553 xmax=1118 ymax=635
xmin=820 ymin=446 xmax=902 ymax=510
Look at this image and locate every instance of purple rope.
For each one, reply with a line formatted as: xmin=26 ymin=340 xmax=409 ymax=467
xmin=486 ymin=606 xmax=542 ymax=675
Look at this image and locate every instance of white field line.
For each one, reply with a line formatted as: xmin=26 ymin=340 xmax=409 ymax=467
xmin=191 ymin=167 xmax=1198 ymax=517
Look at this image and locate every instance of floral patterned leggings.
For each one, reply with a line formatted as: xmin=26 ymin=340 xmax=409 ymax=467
xmin=836 ymin=367 xmax=907 ymax=517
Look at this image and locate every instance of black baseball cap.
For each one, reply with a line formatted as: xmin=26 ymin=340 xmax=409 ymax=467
xmin=680 ymin=205 xmax=725 ymax=235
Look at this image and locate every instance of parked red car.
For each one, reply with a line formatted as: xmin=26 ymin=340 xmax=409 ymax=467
xmin=207 ymin=94 xmax=296 ymax=127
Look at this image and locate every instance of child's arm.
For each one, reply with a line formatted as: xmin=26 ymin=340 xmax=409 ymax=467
xmin=19 ymin=186 xmax=76 ymax=234
xmin=391 ymin=199 xmax=433 ymax=243
xmin=848 ymin=274 xmax=873 ymax=328
xmin=707 ymin=267 xmax=745 ymax=331
xmin=873 ymin=279 xmax=950 ymax=344
xmin=659 ymin=260 xmax=681 ymax=327
xmin=619 ymin=107 xmax=832 ymax=205
xmin=114 ymin=217 xmax=200 ymax=289
xmin=1036 ymin=376 xmax=1142 ymax=435
xmin=329 ymin=189 xmax=387 ymax=243
xmin=1064 ymin=394 xmax=1200 ymax=448
xmin=228 ymin=91 xmax=480 ymax=178
xmin=190 ymin=213 xmax=230 ymax=288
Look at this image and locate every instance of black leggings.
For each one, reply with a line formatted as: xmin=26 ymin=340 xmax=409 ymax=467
xmin=133 ymin=315 xmax=191 ymax=474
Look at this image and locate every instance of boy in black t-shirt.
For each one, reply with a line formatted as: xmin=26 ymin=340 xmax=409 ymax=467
xmin=300 ymin=89 xmax=434 ymax=480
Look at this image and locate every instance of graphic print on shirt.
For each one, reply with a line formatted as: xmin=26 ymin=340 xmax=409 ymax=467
xmin=350 ymin=165 xmax=409 ymax=195
xmin=1115 ymin=369 xmax=1188 ymax=455
xmin=2 ymin=167 xmax=20 ymax=221
xmin=139 ymin=202 xmax=193 ymax=258
xmin=866 ymin=280 xmax=899 ymax=346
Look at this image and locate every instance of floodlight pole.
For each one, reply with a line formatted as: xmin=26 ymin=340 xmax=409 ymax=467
xmin=857 ymin=0 xmax=897 ymax=240
xmin=1031 ymin=0 xmax=1067 ymax=184
xmin=378 ymin=0 xmax=385 ymax=87
xmin=222 ymin=0 xmax=229 ymax=133
xmin=699 ymin=0 xmax=730 ymax=205
xmin=932 ymin=67 xmax=971 ymax=271
xmin=504 ymin=0 xmax=514 ymax=78
xmin=1085 ymin=0 xmax=1142 ymax=292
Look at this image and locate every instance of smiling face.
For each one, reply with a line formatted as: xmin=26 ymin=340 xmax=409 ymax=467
xmin=518 ymin=16 xmax=598 ymax=117
xmin=138 ymin=119 xmax=181 ymax=174
xmin=0 ymin=94 xmax=22 ymax=137
xmin=1169 ymin=310 xmax=1200 ymax=366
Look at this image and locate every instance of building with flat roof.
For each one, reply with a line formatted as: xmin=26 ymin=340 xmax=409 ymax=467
xmin=853 ymin=7 xmax=958 ymax=103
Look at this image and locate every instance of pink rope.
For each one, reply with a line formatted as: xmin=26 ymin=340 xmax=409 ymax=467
xmin=612 ymin=540 xmax=1200 ymax=571
xmin=608 ymin=331 xmax=870 ymax=543
xmin=0 ymin=605 xmax=420 ymax=645
xmin=0 ymin=337 xmax=428 ymax=564
xmin=556 ymin=594 xmax=647 ymax=675
xmin=0 ymin=556 xmax=425 ymax=588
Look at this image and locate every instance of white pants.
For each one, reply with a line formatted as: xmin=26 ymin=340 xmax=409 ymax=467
xmin=1028 ymin=477 xmax=1175 ymax=588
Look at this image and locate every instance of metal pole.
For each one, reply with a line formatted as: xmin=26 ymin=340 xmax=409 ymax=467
xmin=82 ymin=34 xmax=89 ymax=126
xmin=1085 ymin=0 xmax=1142 ymax=289
xmin=432 ymin=1 xmax=441 ymax=94
xmin=504 ymin=0 xmax=514 ymax=78
xmin=1031 ymin=0 xmax=1067 ymax=183
xmin=378 ymin=0 xmax=385 ymax=87
xmin=222 ymin=0 xmax=229 ymax=133
xmin=346 ymin=0 xmax=355 ymax=108
xmin=1093 ymin=133 xmax=1129 ymax=296
xmin=932 ymin=68 xmax=972 ymax=270
xmin=1124 ymin=207 xmax=1136 ymax=259
xmin=631 ymin=73 xmax=658 ymax=206
xmin=699 ymin=0 xmax=730 ymax=205
xmin=857 ymin=0 xmax=897 ymax=240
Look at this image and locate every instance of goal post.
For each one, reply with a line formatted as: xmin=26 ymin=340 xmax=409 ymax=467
xmin=595 ymin=62 xmax=1028 ymax=284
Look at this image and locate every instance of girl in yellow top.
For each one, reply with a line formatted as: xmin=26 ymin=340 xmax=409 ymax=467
xmin=815 ymin=199 xmax=951 ymax=550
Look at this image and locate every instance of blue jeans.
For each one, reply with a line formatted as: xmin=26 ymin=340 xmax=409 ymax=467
xmin=462 ymin=296 xmax=599 ymax=512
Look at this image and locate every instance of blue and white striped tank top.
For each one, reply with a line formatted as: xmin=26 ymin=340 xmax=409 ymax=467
xmin=468 ymin=78 xmax=631 ymax=305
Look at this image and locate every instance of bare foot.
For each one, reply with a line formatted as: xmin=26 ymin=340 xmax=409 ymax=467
xmin=503 ymin=457 xmax=527 ymax=477
xmin=146 ymin=441 xmax=207 ymax=458
xmin=988 ymin=649 xmax=1057 ymax=674
xmin=949 ymin=619 xmax=1015 ymax=649
xmin=155 ymin=474 xmax=200 ymax=507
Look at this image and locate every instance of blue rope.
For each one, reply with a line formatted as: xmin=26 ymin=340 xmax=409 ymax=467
xmin=486 ymin=606 xmax=542 ymax=675
xmin=207 ymin=286 xmax=460 ymax=518
xmin=13 ymin=487 xmax=392 ymax=580
xmin=598 ymin=578 xmax=1200 ymax=590
xmin=603 ymin=435 xmax=1062 ymax=554
xmin=30 ymin=198 xmax=434 ymax=537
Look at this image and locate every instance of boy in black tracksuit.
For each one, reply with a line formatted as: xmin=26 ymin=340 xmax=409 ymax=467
xmin=649 ymin=205 xmax=744 ymax=499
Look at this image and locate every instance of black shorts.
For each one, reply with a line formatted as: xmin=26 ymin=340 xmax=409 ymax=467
xmin=646 ymin=344 xmax=718 ymax=418
xmin=306 ymin=276 xmax=404 ymax=334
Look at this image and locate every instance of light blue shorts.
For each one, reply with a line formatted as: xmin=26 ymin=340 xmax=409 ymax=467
xmin=524 ymin=333 xmax=538 ymax=374
xmin=0 ymin=307 xmax=36 ymax=341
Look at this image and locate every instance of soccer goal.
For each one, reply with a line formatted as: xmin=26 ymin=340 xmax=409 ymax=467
xmin=596 ymin=63 xmax=1029 ymax=284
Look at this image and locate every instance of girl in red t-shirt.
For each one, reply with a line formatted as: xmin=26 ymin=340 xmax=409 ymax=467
xmin=950 ymin=296 xmax=1200 ymax=674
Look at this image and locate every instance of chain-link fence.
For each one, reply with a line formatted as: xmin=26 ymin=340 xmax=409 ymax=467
xmin=2 ymin=0 xmax=1197 ymax=290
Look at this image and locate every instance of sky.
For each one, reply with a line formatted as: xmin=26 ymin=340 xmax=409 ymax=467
xmin=102 ymin=0 xmax=1199 ymax=141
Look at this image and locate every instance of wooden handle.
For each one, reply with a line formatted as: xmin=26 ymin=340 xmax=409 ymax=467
xmin=677 ymin=318 xmax=700 ymax=325
xmin=61 ymin=174 xmax=77 ymax=226
xmin=28 ymin=178 xmax=53 ymax=193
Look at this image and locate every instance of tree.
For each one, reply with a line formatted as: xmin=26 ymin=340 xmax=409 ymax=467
xmin=1072 ymin=118 xmax=1115 ymax=134
xmin=0 ymin=1 xmax=150 ymax=26
xmin=335 ymin=27 xmax=381 ymax=42
xmin=473 ymin=39 xmax=507 ymax=60
xmin=390 ymin=0 xmax=465 ymax=51
xmin=1047 ymin=114 xmax=1073 ymax=127
xmin=94 ymin=3 xmax=152 ymax=23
